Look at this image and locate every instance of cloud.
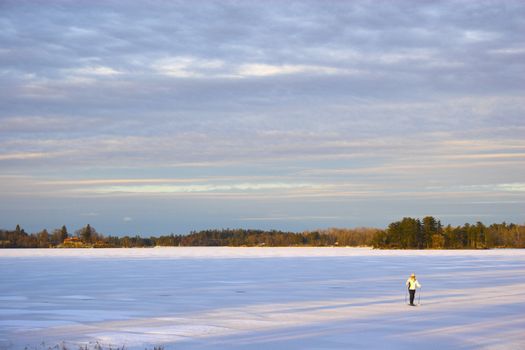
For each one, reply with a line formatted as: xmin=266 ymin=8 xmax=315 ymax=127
xmin=0 ymin=116 xmax=107 ymax=134
xmin=436 ymin=183 xmax=525 ymax=194
xmin=236 ymin=63 xmax=350 ymax=77
xmin=1 ymin=0 xmax=524 ymax=232
xmin=498 ymin=183 xmax=525 ymax=192
xmin=153 ymin=57 xmax=227 ymax=78
xmin=151 ymin=57 xmax=358 ymax=79
xmin=0 ymin=152 xmax=50 ymax=161
xmin=90 ymin=182 xmax=323 ymax=195
xmin=240 ymin=215 xmax=342 ymax=222
xmin=462 ymin=30 xmax=500 ymax=43
xmin=489 ymin=47 xmax=525 ymax=55
xmin=67 ymin=66 xmax=123 ymax=77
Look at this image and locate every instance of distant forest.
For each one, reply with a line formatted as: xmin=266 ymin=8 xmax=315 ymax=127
xmin=374 ymin=217 xmax=524 ymax=249
xmin=1 ymin=217 xmax=524 ymax=249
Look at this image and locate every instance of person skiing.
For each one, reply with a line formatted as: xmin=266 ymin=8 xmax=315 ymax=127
xmin=406 ymin=273 xmax=421 ymax=306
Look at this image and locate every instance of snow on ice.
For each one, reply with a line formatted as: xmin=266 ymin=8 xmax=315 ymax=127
xmin=1 ymin=247 xmax=524 ymax=349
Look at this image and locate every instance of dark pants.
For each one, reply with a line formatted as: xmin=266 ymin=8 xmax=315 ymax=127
xmin=409 ymin=289 xmax=416 ymax=304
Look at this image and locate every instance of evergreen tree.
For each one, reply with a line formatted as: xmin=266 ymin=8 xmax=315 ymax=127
xmin=61 ymin=225 xmax=68 ymax=241
xmin=422 ymin=216 xmax=438 ymax=248
xmin=76 ymin=224 xmax=94 ymax=243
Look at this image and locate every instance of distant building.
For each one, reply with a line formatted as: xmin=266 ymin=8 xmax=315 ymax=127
xmin=61 ymin=236 xmax=85 ymax=248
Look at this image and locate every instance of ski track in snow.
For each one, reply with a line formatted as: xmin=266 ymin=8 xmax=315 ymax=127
xmin=0 ymin=247 xmax=524 ymax=349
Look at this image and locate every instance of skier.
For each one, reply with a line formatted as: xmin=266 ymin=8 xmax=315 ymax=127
xmin=406 ymin=273 xmax=421 ymax=306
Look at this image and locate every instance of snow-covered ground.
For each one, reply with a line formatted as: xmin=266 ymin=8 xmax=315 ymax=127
xmin=1 ymin=247 xmax=524 ymax=349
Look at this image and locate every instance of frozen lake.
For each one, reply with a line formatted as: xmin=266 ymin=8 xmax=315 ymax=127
xmin=1 ymin=247 xmax=524 ymax=349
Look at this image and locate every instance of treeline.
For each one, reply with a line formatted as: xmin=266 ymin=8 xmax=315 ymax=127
xmin=152 ymin=227 xmax=379 ymax=247
xmin=0 ymin=225 xmax=378 ymax=248
xmin=1 ymin=217 xmax=524 ymax=249
xmin=372 ymin=216 xmax=525 ymax=249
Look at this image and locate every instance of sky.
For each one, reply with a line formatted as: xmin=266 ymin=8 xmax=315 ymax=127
xmin=1 ymin=0 xmax=524 ymax=236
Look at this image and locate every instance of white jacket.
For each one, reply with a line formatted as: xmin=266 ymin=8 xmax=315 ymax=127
xmin=406 ymin=278 xmax=421 ymax=290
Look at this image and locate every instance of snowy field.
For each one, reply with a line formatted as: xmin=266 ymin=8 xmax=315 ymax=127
xmin=1 ymin=247 xmax=524 ymax=350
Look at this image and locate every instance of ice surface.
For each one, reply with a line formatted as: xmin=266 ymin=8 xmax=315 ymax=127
xmin=1 ymin=247 xmax=524 ymax=349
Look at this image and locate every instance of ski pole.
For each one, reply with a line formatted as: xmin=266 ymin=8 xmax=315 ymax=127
xmin=405 ymin=287 xmax=407 ymax=304
xmin=418 ymin=286 xmax=422 ymax=305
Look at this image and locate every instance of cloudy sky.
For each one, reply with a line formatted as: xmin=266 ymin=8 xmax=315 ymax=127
xmin=1 ymin=0 xmax=524 ymax=235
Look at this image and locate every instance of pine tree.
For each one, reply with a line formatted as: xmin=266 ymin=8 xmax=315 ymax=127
xmin=61 ymin=225 xmax=68 ymax=241
xmin=76 ymin=224 xmax=94 ymax=243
